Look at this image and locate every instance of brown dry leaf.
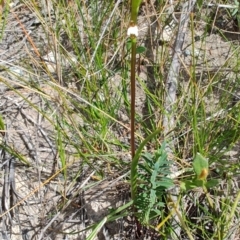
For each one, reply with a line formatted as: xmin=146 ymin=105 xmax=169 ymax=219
xmin=0 ymin=0 xmax=4 ymax=14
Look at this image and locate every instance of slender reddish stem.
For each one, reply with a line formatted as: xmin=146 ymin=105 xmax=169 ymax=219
xmin=130 ymin=39 xmax=137 ymax=159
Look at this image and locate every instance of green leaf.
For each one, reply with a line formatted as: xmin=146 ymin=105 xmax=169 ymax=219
xmin=197 ymin=0 xmax=203 ymax=8
xmin=205 ymin=179 xmax=219 ymax=188
xmin=136 ymin=46 xmax=146 ymax=54
xmin=193 ymin=153 xmax=208 ymax=180
xmin=180 ymin=181 xmax=187 ymax=191
xmin=192 ymin=179 xmax=205 ymax=187
xmin=126 ymin=39 xmax=132 ymax=51
xmin=131 ymin=128 xmax=162 ymax=203
xmin=180 ymin=180 xmax=198 ymax=191
xmin=0 ymin=114 xmax=5 ymax=131
xmin=0 ymin=143 xmax=30 ymax=166
xmin=56 ymin=122 xmax=67 ymax=180
xmin=131 ymin=0 xmax=143 ymax=23
xmin=86 ymin=217 xmax=107 ymax=240
xmin=155 ymin=180 xmax=173 ymax=189
xmin=180 ymin=179 xmax=204 ymax=191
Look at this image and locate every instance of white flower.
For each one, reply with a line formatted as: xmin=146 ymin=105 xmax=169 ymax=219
xmin=127 ymin=25 xmax=138 ymax=37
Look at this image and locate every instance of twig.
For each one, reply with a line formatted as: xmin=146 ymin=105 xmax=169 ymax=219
xmin=163 ymin=0 xmax=197 ymax=237
xmin=206 ymin=3 xmax=238 ymax=9
xmin=38 ymin=212 xmax=61 ymax=240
